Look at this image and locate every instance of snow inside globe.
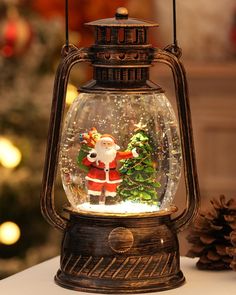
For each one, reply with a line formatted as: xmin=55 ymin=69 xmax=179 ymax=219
xmin=59 ymin=91 xmax=182 ymax=214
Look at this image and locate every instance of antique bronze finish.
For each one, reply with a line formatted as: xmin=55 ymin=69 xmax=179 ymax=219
xmin=40 ymin=8 xmax=200 ymax=293
xmin=55 ymin=211 xmax=185 ymax=293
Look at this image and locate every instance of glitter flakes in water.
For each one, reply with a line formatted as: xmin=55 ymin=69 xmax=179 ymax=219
xmin=59 ymin=92 xmax=182 ymax=213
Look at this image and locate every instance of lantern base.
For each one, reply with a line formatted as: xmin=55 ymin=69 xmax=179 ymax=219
xmin=55 ymin=209 xmax=185 ymax=293
xmin=55 ymin=269 xmax=184 ymax=293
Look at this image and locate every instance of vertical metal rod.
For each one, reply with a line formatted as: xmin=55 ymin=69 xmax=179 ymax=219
xmin=65 ymin=0 xmax=69 ymax=48
xmin=173 ymin=0 xmax=177 ymax=47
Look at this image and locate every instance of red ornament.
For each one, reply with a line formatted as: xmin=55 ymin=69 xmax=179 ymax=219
xmin=0 ymin=8 xmax=33 ymax=58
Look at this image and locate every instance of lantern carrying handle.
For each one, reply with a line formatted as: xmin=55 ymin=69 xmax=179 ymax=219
xmin=164 ymin=0 xmax=182 ymax=58
xmin=40 ymin=45 xmax=90 ymax=231
xmin=154 ymin=49 xmax=200 ymax=233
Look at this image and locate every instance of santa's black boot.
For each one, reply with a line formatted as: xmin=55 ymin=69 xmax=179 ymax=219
xmin=89 ymin=195 xmax=100 ymax=205
xmin=105 ymin=196 xmax=118 ymax=205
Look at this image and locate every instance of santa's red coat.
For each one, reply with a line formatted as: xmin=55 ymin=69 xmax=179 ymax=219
xmin=82 ymin=151 xmax=134 ymax=184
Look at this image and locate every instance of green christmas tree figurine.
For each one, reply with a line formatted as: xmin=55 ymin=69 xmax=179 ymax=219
xmin=118 ymin=123 xmax=161 ymax=206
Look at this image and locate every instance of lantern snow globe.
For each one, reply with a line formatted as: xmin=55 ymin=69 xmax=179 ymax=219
xmin=41 ymin=6 xmax=199 ymax=293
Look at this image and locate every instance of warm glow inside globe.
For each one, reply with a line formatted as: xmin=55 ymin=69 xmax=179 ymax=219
xmin=60 ymin=92 xmax=182 ymax=214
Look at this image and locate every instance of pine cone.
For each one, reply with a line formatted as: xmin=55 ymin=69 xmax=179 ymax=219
xmin=227 ymin=230 xmax=236 ymax=271
xmin=187 ymin=195 xmax=236 ymax=270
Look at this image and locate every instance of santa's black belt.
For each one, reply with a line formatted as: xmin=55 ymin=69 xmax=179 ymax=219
xmin=91 ymin=166 xmax=116 ymax=171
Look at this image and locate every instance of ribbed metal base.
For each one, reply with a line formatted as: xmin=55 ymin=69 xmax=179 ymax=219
xmin=55 ymin=270 xmax=185 ymax=293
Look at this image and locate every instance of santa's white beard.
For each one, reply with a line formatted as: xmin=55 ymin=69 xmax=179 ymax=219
xmin=95 ymin=145 xmax=117 ymax=167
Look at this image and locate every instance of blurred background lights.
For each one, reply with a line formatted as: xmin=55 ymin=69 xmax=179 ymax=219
xmin=0 ymin=222 xmax=21 ymax=245
xmin=0 ymin=137 xmax=22 ymax=168
xmin=66 ymin=83 xmax=78 ymax=105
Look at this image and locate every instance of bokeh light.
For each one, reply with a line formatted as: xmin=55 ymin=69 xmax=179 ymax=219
xmin=66 ymin=83 xmax=78 ymax=105
xmin=0 ymin=137 xmax=22 ymax=168
xmin=0 ymin=222 xmax=21 ymax=245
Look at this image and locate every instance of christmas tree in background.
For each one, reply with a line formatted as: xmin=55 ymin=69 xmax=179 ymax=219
xmin=118 ymin=123 xmax=161 ymax=206
xmin=0 ymin=0 xmax=64 ymax=279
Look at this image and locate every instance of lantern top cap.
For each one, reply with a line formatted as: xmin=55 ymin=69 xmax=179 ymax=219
xmin=85 ymin=7 xmax=159 ymax=27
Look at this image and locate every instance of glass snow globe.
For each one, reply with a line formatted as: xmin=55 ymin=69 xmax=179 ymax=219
xmin=60 ymin=92 xmax=181 ymax=214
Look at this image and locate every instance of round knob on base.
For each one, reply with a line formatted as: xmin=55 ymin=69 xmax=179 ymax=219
xmin=108 ymin=227 xmax=134 ymax=253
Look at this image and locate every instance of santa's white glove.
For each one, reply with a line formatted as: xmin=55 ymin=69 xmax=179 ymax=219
xmin=87 ymin=149 xmax=97 ymax=162
xmin=132 ymin=148 xmax=139 ymax=158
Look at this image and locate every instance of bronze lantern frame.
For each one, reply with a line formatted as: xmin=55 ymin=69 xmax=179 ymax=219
xmin=40 ymin=7 xmax=200 ymax=294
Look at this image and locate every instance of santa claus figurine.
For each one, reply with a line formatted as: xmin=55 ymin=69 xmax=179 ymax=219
xmin=82 ymin=134 xmax=139 ymax=205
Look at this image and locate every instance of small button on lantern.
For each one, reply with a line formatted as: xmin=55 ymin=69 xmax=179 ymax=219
xmin=41 ymin=4 xmax=200 ymax=293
